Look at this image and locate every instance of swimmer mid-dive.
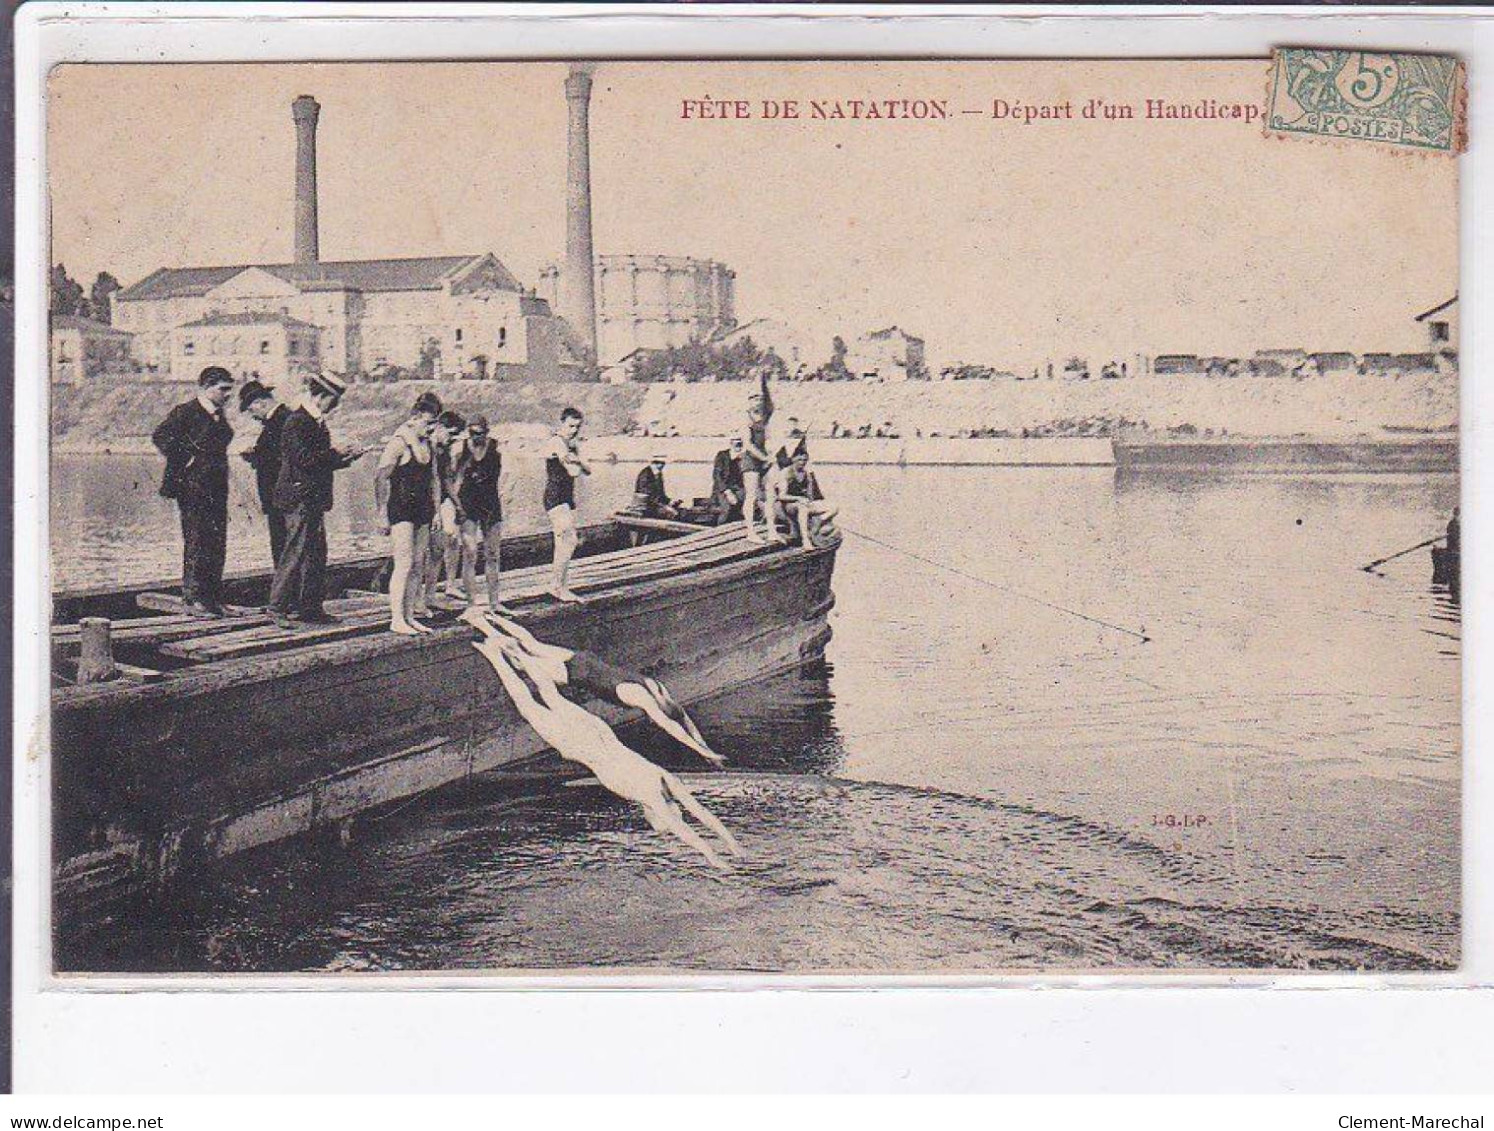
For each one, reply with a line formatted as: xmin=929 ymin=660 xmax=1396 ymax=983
xmin=473 ymin=636 xmax=743 ymax=870
xmin=461 ymin=608 xmax=724 ymax=767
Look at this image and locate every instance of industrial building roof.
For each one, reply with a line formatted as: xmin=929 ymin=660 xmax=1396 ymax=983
xmin=178 ymin=311 xmax=322 ymax=331
xmin=118 ymin=254 xmax=523 ymax=302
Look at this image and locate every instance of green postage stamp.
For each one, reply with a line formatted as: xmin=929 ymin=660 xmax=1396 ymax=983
xmin=1267 ymin=49 xmax=1466 ymax=154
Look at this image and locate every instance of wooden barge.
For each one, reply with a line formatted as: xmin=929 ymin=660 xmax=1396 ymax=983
xmin=51 ymin=519 xmax=839 ymax=922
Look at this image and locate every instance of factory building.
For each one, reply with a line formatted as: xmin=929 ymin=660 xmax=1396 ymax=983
xmin=108 ymin=75 xmax=599 ymax=383
xmin=543 ymin=253 xmax=737 ymax=368
xmin=114 ymin=253 xmax=569 ymax=382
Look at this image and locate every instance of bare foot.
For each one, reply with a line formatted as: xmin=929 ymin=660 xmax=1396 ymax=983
xmin=412 ymin=619 xmax=435 ymax=635
xmin=390 ymin=620 xmax=422 ymax=637
xmin=548 ymin=586 xmax=586 ymax=604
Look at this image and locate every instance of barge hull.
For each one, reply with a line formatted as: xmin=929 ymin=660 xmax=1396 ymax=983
xmin=53 ymin=529 xmax=837 ymax=922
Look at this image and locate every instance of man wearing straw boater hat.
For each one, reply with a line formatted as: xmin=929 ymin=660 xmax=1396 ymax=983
xmin=151 ymin=365 xmax=236 ymax=618
xmin=268 ymin=371 xmax=364 ymax=628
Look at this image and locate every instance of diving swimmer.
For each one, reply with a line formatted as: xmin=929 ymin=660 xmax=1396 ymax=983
xmin=461 ymin=607 xmax=724 ymax=767
xmin=473 ymin=636 xmax=743 ymax=870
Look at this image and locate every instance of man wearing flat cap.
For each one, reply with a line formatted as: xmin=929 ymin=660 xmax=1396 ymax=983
xmin=268 ymin=372 xmax=364 ymax=627
xmin=151 ymin=365 xmax=236 ymax=617
xmin=238 ymin=379 xmax=291 ymax=571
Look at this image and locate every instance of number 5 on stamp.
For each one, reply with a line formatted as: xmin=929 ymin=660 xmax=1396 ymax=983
xmin=1266 ymin=48 xmax=1466 ymax=154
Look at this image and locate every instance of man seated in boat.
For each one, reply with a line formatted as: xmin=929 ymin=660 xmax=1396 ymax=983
xmin=462 ymin=608 xmax=724 ymax=767
xmin=710 ymin=437 xmax=746 ymax=524
xmin=473 ymin=635 xmax=742 ymax=871
xmin=631 ymin=454 xmax=680 ymax=520
xmin=776 ymin=448 xmax=838 ymax=547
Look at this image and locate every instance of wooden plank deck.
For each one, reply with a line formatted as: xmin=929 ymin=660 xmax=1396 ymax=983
xmin=158 ymin=524 xmax=775 ymax=665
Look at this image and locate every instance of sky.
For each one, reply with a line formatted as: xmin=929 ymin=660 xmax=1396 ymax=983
xmin=48 ymin=60 xmax=1458 ymax=371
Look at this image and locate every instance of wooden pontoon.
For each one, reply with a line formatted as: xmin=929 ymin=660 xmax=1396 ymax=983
xmin=51 ymin=518 xmax=839 ymax=921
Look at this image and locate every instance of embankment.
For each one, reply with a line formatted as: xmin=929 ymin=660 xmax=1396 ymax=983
xmin=50 ymin=381 xmax=647 ymax=454
xmin=52 ymin=371 xmax=1457 ymax=458
xmin=633 ymin=373 xmax=1457 ymax=440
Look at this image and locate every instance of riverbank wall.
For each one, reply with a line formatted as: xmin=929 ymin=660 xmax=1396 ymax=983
xmin=632 ymin=372 xmax=1456 ymax=441
xmin=51 ymin=371 xmax=1457 ymax=458
xmin=50 ymin=381 xmax=648 ymax=455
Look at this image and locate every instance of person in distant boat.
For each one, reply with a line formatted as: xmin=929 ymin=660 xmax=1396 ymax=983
xmin=633 ymin=454 xmax=680 ymax=519
xmin=1447 ymin=506 xmax=1461 ymax=555
xmin=473 ymin=636 xmax=742 ymax=870
xmin=375 ymin=391 xmax=442 ymax=635
xmin=238 ymin=379 xmax=291 ymax=570
xmin=151 ymin=366 xmax=236 ymax=618
xmin=425 ymin=410 xmax=468 ymax=606
xmin=268 ymin=371 xmax=364 ymax=628
xmin=710 ymin=436 xmax=746 ymax=524
xmin=740 ymin=368 xmax=782 ymax=544
xmin=453 ymin=412 xmax=510 ymax=614
xmin=463 ymin=608 xmax=724 ymax=767
xmin=545 ymin=406 xmax=591 ymax=603
xmin=776 ymin=448 xmax=838 ymax=546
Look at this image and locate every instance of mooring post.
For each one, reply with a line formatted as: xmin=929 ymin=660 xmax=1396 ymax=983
xmin=76 ymin=617 xmax=117 ymax=684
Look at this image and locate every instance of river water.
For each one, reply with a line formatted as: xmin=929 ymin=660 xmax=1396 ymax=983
xmin=53 ymin=453 xmax=1460 ymax=973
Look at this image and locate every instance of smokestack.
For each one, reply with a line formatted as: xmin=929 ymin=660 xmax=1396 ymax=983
xmin=291 ymin=95 xmax=321 ymax=265
xmin=561 ymin=66 xmax=598 ymax=364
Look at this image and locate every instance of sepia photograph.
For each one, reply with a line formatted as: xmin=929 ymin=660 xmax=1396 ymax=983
xmin=45 ymin=56 xmax=1460 ymax=976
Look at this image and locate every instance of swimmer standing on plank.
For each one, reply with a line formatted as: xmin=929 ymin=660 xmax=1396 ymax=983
xmin=544 ymin=406 xmax=591 ymax=604
xmin=462 ymin=608 xmax=724 ymax=767
xmin=474 ymin=635 xmax=743 ymax=870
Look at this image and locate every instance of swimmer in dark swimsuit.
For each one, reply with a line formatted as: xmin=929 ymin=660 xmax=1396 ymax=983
xmin=462 ymin=608 xmax=724 ymax=767
xmin=544 ymin=406 xmax=590 ymax=603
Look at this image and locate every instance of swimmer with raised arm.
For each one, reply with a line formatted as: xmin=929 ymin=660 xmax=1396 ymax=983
xmin=474 ymin=637 xmax=742 ymax=870
xmin=462 ymin=608 xmax=724 ymax=766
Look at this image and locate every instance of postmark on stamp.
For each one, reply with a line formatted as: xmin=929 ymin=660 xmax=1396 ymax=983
xmin=1266 ymin=49 xmax=1466 ymax=154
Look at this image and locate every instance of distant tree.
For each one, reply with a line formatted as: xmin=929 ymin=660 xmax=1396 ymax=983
xmin=627 ymin=336 xmax=787 ymax=384
xmin=50 ymin=264 xmax=84 ymax=316
xmin=89 ymin=272 xmax=122 ymax=324
xmin=807 ymin=336 xmax=853 ymax=382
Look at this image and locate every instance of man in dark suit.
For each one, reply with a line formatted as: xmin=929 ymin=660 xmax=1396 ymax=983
xmin=711 ymin=436 xmax=746 ymax=524
xmin=632 ymin=454 xmax=679 ymax=519
xmin=151 ymin=365 xmax=235 ymax=617
xmin=238 ymin=379 xmax=291 ymax=569
xmin=268 ymin=372 xmax=364 ymax=627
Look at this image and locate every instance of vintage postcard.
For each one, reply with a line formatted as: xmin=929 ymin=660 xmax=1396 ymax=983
xmin=45 ymin=58 xmax=1458 ymax=976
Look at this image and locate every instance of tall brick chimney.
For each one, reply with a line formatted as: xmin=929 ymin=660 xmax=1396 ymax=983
xmin=561 ymin=66 xmax=598 ymax=364
xmin=291 ymin=95 xmax=321 ymax=265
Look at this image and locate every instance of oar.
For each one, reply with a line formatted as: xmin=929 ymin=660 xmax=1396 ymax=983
xmin=1361 ymin=536 xmax=1444 ymax=573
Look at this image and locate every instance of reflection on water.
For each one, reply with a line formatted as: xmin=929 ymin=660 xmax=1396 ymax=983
xmin=55 ymin=457 xmax=1459 ymax=973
